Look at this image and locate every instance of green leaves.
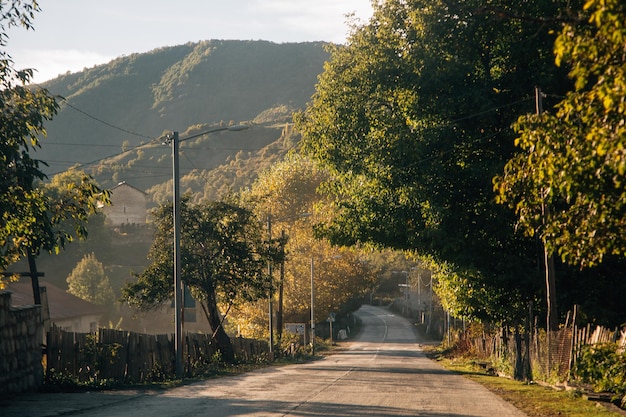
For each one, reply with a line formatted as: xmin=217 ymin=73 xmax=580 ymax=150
xmin=297 ymin=0 xmax=573 ymax=323
xmin=496 ymin=0 xmax=626 ymax=268
xmin=121 ymin=198 xmax=267 ymax=310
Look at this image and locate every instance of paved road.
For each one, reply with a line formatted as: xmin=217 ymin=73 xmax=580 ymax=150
xmin=4 ymin=305 xmax=527 ymax=417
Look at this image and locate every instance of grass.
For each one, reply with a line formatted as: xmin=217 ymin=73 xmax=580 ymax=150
xmin=425 ymin=346 xmax=625 ymax=417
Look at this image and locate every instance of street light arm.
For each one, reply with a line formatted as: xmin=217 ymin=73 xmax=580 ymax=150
xmin=164 ymin=124 xmax=249 ymax=145
xmin=181 ymin=124 xmax=249 ymax=142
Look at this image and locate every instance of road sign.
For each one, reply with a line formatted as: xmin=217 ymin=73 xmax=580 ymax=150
xmin=285 ymin=323 xmax=306 ymax=335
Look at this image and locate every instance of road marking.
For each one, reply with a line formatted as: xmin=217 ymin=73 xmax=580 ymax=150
xmin=282 ymin=367 xmax=356 ymax=416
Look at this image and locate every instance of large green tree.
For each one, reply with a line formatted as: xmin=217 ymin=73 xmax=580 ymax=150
xmin=295 ymin=0 xmax=580 ymax=323
xmin=1 ymin=2 xmax=107 ymax=289
xmin=120 ymin=197 xmax=268 ymax=361
xmin=495 ymin=0 xmax=626 ymax=269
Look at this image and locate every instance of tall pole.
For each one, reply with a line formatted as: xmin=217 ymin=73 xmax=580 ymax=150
xmin=310 ymin=257 xmax=315 ymax=356
xmin=27 ymin=251 xmax=42 ymax=305
xmin=172 ymin=131 xmax=183 ymax=378
xmin=169 ymin=124 xmax=248 ymax=379
xmin=277 ymin=230 xmax=285 ymax=345
xmin=405 ymin=271 xmax=409 ymax=315
xmin=536 ymin=86 xmax=557 ymax=376
xmin=267 ymin=214 xmax=274 ymax=354
xmin=417 ymin=269 xmax=422 ymax=323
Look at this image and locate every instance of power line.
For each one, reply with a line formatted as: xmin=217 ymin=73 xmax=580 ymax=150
xmin=43 ymin=141 xmax=267 ymax=152
xmin=397 ymin=129 xmax=503 ymax=171
xmin=43 ymin=90 xmax=533 ymax=178
xmin=448 ymin=97 xmax=533 ymax=125
xmin=55 ymin=95 xmax=154 ymax=140
xmin=32 ymin=84 xmax=156 ymax=140
xmin=378 ymin=96 xmax=533 ymax=173
xmin=43 ymin=142 xmax=123 ymax=149
xmin=48 ymin=139 xmax=163 ymax=176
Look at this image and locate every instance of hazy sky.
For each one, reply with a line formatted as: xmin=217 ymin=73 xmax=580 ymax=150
xmin=7 ymin=0 xmax=374 ymax=84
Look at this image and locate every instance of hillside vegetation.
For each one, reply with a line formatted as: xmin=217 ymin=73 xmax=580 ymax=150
xmin=37 ymin=40 xmax=329 ymax=195
xmin=14 ymin=40 xmax=328 ymax=298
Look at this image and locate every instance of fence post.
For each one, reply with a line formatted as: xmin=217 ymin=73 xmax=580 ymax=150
xmin=568 ymin=304 xmax=578 ymax=376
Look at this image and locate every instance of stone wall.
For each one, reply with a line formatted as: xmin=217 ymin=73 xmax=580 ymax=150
xmin=0 ymin=291 xmax=43 ymax=396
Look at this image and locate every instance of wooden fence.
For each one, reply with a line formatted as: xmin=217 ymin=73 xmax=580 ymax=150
xmin=45 ymin=326 xmax=268 ymax=383
xmin=454 ymin=322 xmax=626 ymax=383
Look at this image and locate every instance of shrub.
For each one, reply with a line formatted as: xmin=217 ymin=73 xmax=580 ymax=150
xmin=572 ymin=343 xmax=626 ymax=405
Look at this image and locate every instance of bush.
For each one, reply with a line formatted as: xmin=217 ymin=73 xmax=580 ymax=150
xmin=572 ymin=343 xmax=626 ymax=406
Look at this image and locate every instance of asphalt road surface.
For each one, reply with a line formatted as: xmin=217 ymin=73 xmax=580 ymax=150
xmin=5 ymin=305 xmax=528 ymax=417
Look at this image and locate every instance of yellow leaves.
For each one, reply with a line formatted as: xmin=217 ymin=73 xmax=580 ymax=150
xmin=583 ymin=0 xmax=595 ymax=11
xmin=596 ymin=141 xmax=608 ymax=157
xmin=618 ymin=158 xmax=626 ymax=176
xmin=602 ymin=94 xmax=615 ymax=112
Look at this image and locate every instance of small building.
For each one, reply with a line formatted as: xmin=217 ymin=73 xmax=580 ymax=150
xmin=8 ymin=280 xmax=104 ymax=333
xmin=101 ymin=181 xmax=148 ymax=226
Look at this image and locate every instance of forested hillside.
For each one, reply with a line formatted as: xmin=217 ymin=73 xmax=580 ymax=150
xmin=12 ymin=40 xmax=328 ymax=297
xmin=37 ymin=40 xmax=329 ymax=194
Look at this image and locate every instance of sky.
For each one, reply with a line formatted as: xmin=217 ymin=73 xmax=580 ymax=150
xmin=6 ymin=0 xmax=374 ymax=84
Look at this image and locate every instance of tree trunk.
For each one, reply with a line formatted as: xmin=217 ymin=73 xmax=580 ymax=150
xmin=203 ymin=290 xmax=234 ymax=362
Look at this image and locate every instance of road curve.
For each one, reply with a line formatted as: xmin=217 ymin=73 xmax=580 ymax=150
xmin=6 ymin=305 xmax=528 ymax=417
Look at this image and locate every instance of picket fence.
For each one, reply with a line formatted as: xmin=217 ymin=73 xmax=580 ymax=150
xmin=45 ymin=326 xmax=268 ymax=383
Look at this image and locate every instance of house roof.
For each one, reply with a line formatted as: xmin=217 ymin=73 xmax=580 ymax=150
xmin=109 ymin=181 xmax=148 ymax=195
xmin=6 ymin=280 xmax=105 ymax=320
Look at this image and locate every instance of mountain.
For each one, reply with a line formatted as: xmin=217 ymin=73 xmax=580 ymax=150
xmin=36 ymin=40 xmax=329 ymax=194
xmin=8 ymin=40 xmax=329 ymax=301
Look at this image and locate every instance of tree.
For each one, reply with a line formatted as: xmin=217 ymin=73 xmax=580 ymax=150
xmin=67 ymin=252 xmax=115 ymax=306
xmin=236 ymin=155 xmax=379 ymax=343
xmin=120 ymin=197 xmax=268 ymax=361
xmin=495 ymin=0 xmax=626 ymax=269
xmin=1 ymin=3 xmax=108 ymax=290
xmin=1 ymin=2 xmax=56 ymax=276
xmin=295 ymin=0 xmax=579 ymax=324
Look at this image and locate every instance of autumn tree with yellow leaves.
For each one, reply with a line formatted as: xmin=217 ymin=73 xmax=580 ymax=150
xmin=234 ymin=155 xmax=379 ymax=344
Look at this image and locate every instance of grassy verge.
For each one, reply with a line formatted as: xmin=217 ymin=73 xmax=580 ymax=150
xmin=424 ymin=346 xmax=625 ymax=417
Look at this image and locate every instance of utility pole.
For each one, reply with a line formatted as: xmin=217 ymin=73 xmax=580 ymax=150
xmin=310 ymin=257 xmax=315 ymax=356
xmin=417 ymin=269 xmax=422 ymax=323
xmin=27 ymin=251 xmax=42 ymax=305
xmin=267 ymin=214 xmax=274 ymax=355
xmin=172 ymin=131 xmax=184 ymax=378
xmin=169 ymin=124 xmax=248 ymax=379
xmin=276 ymin=230 xmax=286 ymax=345
xmin=536 ymin=86 xmax=557 ymax=376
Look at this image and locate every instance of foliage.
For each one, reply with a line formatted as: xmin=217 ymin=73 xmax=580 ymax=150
xmin=120 ymin=197 xmax=268 ymax=361
xmin=0 ymin=80 xmax=58 ymax=274
xmin=146 ymin=124 xmax=297 ymax=205
xmin=66 ymin=252 xmax=115 ymax=306
xmin=295 ymin=0 xmax=577 ymax=324
xmin=432 ymin=349 xmax=623 ymax=417
xmin=40 ymin=169 xmax=110 ymax=250
xmin=495 ymin=0 xmax=626 ymax=268
xmin=35 ymin=40 xmax=328 ymax=184
xmin=430 ymin=259 xmax=536 ymax=324
xmin=79 ymin=333 xmax=124 ymax=382
xmin=0 ymin=2 xmax=108 ymax=288
xmin=234 ymin=155 xmax=380 ymax=339
xmin=573 ymin=343 xmax=626 ymax=403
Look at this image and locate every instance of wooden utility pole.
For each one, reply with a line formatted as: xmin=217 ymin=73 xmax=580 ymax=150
xmin=276 ymin=230 xmax=286 ymax=345
xmin=536 ymin=86 xmax=557 ymax=375
xmin=27 ymin=251 xmax=42 ymax=305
